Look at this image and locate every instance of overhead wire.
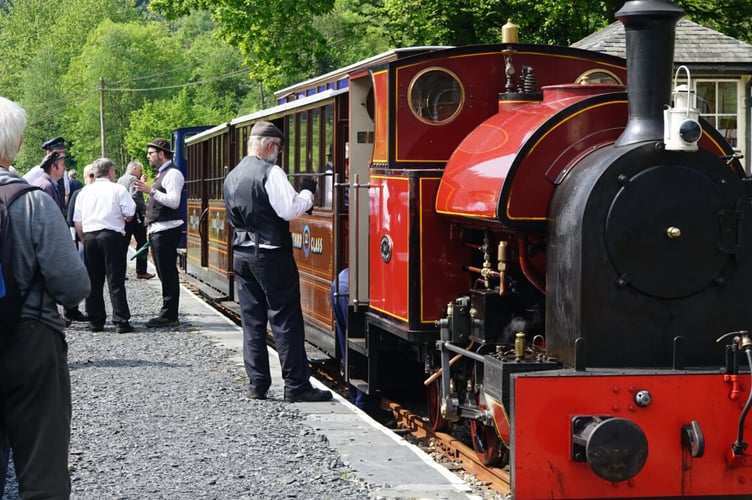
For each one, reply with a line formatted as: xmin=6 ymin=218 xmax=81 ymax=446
xmin=106 ymin=53 xmax=237 ymax=85
xmin=105 ymin=68 xmax=249 ymax=92
xmin=26 ymin=67 xmax=250 ymax=125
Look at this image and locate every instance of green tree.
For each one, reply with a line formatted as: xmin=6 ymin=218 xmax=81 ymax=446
xmin=0 ymin=0 xmax=143 ymax=171
xmin=679 ymin=0 xmax=751 ymax=42
xmin=151 ymin=0 xmax=336 ymax=89
xmin=314 ymin=0 xmax=390 ymax=67
xmin=122 ymin=11 xmax=256 ymax=168
xmin=149 ymin=0 xmax=750 ymax=93
xmin=61 ymin=20 xmax=185 ymax=167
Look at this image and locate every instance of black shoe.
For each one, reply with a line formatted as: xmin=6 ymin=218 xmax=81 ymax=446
xmin=248 ymin=388 xmax=267 ymax=400
xmin=89 ymin=323 xmax=104 ymax=332
xmin=115 ymin=322 xmax=134 ymax=334
xmin=145 ymin=317 xmax=180 ymax=328
xmin=284 ymin=387 xmax=333 ymax=403
xmin=65 ymin=310 xmax=89 ymax=322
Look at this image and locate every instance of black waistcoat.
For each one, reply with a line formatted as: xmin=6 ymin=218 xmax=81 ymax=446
xmin=145 ymin=163 xmax=183 ymax=225
xmin=223 ymin=155 xmax=292 ymax=249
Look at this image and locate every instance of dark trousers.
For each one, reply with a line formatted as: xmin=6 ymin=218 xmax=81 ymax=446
xmin=149 ymin=226 xmax=181 ymax=321
xmin=233 ymin=246 xmax=311 ymax=394
xmin=330 ymin=268 xmax=380 ymax=412
xmin=84 ymin=229 xmax=130 ymax=325
xmin=0 ymin=320 xmax=71 ymax=499
xmin=123 ymin=218 xmax=148 ymax=274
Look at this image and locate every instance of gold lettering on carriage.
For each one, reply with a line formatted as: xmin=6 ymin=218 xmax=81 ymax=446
xmin=291 ymin=230 xmax=323 ymax=255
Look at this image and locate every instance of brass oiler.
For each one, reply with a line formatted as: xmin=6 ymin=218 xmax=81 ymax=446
xmin=498 ymin=240 xmax=508 ymax=295
xmin=515 ymin=332 xmax=526 ymax=360
xmin=501 ymin=19 xmax=519 ymax=93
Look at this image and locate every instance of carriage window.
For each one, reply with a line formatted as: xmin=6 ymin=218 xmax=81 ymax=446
xmin=408 ymin=67 xmax=464 ymax=125
xmin=322 ymin=104 xmax=334 ymax=209
xmin=575 ymin=69 xmax=622 ymax=85
xmin=287 ymin=115 xmax=297 ymax=176
xmin=298 ymin=112 xmax=308 ymax=175
xmin=311 ymin=108 xmax=320 ymax=175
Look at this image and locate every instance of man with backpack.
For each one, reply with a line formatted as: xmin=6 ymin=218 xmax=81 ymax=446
xmin=0 ymin=96 xmax=91 ymax=498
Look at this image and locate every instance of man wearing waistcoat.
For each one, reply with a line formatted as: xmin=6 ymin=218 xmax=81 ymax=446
xmin=223 ymin=121 xmax=332 ymax=403
xmin=134 ymin=138 xmax=183 ymax=328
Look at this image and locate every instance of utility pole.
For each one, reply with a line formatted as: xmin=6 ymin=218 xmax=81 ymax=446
xmin=99 ymin=77 xmax=106 ymax=157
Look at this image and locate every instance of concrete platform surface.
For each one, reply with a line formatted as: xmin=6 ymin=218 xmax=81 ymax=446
xmin=179 ymin=285 xmax=478 ymax=499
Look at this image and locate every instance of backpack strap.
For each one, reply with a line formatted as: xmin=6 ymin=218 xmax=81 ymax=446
xmin=0 ymin=181 xmax=43 ymax=328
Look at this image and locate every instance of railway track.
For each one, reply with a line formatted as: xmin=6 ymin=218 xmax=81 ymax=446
xmin=182 ymin=275 xmax=512 ymax=496
xmin=387 ymin=401 xmax=512 ymax=495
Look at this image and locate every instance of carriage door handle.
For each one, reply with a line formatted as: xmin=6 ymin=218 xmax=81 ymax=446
xmin=198 ymin=208 xmax=209 ymax=240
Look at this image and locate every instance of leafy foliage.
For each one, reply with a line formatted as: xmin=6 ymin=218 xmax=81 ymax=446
xmin=62 ymin=20 xmax=184 ymax=167
xmin=0 ymin=2 xmax=253 ymax=173
xmin=678 ymin=0 xmax=752 ymax=41
xmin=0 ymin=0 xmax=748 ymax=173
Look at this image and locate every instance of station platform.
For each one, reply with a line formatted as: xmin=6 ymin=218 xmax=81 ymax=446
xmin=178 ymin=283 xmax=477 ymax=499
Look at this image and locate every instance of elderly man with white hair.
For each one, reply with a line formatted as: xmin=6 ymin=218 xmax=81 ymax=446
xmin=0 ymin=95 xmax=90 ymax=499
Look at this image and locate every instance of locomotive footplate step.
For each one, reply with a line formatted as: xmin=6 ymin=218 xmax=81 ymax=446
xmin=304 ymin=340 xmax=331 ymax=364
xmin=175 ymin=282 xmax=475 ymax=499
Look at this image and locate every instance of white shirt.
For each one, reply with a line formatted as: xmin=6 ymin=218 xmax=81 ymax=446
xmin=266 ymin=164 xmax=314 ymax=220
xmin=236 ymin=163 xmax=313 ymax=249
xmin=148 ymin=162 xmax=184 ymax=234
xmin=23 ymin=165 xmax=43 ymax=184
xmin=73 ymin=177 xmax=136 ymax=235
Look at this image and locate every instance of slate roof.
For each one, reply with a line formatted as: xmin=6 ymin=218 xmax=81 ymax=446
xmin=572 ymin=19 xmax=752 ymax=73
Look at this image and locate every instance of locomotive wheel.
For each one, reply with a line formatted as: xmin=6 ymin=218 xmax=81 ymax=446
xmin=469 ymin=416 xmax=508 ymax=466
xmin=426 ymin=379 xmax=452 ymax=432
xmin=469 ymin=372 xmax=509 ymax=467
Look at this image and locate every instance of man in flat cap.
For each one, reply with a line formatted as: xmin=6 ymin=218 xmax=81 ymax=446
xmin=134 ymin=138 xmax=184 ymax=328
xmin=223 ymin=120 xmax=331 ymax=403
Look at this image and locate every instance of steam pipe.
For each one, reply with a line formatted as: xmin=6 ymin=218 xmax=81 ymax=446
xmin=517 ymin=236 xmax=545 ymax=294
xmin=732 ymin=348 xmax=752 ymax=455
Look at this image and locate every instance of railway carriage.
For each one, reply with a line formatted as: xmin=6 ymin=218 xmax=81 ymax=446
xmin=181 ymin=1 xmax=752 ymax=497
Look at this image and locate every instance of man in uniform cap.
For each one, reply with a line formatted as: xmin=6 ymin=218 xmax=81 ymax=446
xmin=134 ymin=138 xmax=184 ymax=327
xmin=41 ymin=136 xmax=65 ymax=151
xmin=223 ymin=120 xmax=332 ymax=402
xmin=24 ymin=136 xmax=72 ymax=211
xmin=23 ymin=136 xmax=65 ymax=184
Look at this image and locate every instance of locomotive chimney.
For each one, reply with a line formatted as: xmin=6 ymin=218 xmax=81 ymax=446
xmin=614 ymin=0 xmax=684 ymax=147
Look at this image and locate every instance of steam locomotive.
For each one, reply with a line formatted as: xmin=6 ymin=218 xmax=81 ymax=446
xmin=181 ymin=0 xmax=751 ymax=497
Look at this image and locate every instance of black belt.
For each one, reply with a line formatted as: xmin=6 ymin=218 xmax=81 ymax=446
xmin=84 ymin=229 xmax=120 ymax=236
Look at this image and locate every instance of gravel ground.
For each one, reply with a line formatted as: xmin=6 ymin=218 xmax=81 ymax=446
xmin=2 ymin=268 xmax=373 ymax=499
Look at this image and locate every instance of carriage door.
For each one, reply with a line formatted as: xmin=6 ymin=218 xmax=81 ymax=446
xmin=186 ymin=127 xmax=235 ymax=299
